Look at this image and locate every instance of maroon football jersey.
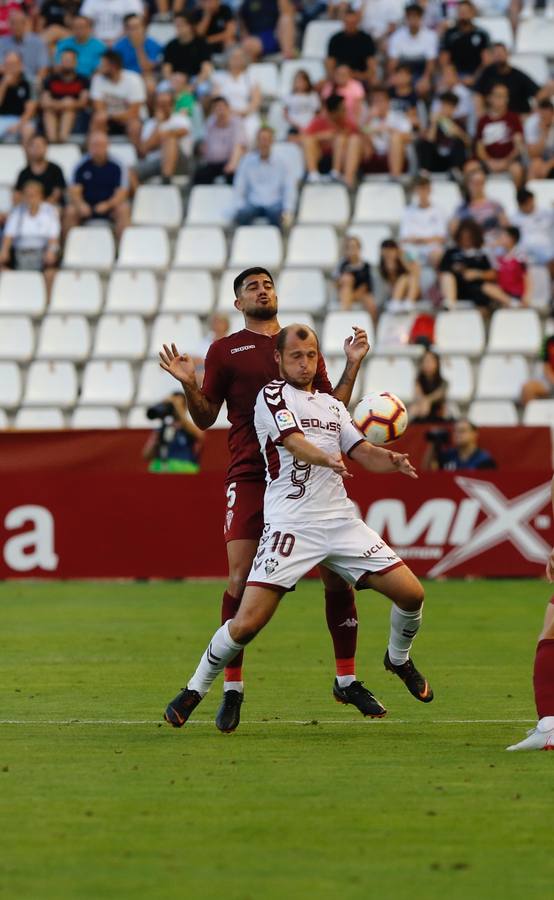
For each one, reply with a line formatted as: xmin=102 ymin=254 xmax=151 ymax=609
xmin=202 ymin=328 xmax=333 ymax=483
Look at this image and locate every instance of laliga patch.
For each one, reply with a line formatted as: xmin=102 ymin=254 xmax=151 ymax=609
xmin=275 ymin=409 xmax=295 ymax=431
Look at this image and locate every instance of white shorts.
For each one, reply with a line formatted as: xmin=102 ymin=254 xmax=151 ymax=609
xmin=246 ymin=518 xmax=403 ymax=592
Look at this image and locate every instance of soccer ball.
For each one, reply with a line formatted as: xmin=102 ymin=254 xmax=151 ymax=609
xmin=352 ymin=391 xmax=408 ymax=445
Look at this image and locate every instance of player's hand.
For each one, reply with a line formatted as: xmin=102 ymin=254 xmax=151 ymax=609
xmin=344 ymin=327 xmax=370 ymax=366
xmin=389 ymin=451 xmax=418 ymax=479
xmin=327 ymin=453 xmax=352 ymax=479
xmin=159 ymin=343 xmax=197 ymax=387
xmin=546 ymin=546 xmax=554 ymax=582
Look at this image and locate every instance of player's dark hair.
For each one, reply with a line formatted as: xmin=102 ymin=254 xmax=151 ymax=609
xmin=276 ymin=325 xmax=319 ymax=355
xmin=439 ymin=91 xmax=459 ymax=107
xmin=454 ymin=218 xmax=484 ymax=249
xmin=504 ymin=225 xmax=520 ymax=245
xmin=233 ymin=267 xmax=274 ymax=297
xmin=123 ymin=12 xmax=141 ymax=24
xmin=517 ymin=187 xmax=533 ymax=205
xmin=405 ymin=3 xmax=424 ymax=15
xmin=103 ymin=49 xmax=123 ymax=68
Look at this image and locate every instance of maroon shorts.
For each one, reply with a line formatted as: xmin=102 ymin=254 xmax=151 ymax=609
xmin=223 ymin=479 xmax=265 ymax=543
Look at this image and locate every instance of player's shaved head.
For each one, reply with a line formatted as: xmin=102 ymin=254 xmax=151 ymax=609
xmin=233 ymin=267 xmax=274 ymax=297
xmin=276 ymin=324 xmax=319 ymax=355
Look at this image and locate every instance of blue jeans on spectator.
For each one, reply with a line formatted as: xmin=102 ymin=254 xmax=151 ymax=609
xmin=235 ymin=203 xmax=283 ymax=227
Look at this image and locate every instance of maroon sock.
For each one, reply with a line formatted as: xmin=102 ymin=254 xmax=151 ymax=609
xmin=221 ymin=590 xmax=244 ymax=683
xmin=325 ymin=588 xmax=358 ymax=676
xmin=534 ymin=638 xmax=554 ymax=719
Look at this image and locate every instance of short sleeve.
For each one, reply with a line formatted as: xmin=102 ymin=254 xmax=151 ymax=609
xmin=201 ymin=339 xmax=228 ymax=406
xmin=89 ymin=73 xmax=102 ymax=101
xmin=4 ymin=208 xmax=20 ymax=238
xmin=338 ymin=403 xmax=365 ymax=456
xmin=255 ymin=382 xmax=303 ymax=445
xmin=313 ymin=352 xmax=333 ymax=394
xmin=127 ymin=73 xmax=146 ymax=104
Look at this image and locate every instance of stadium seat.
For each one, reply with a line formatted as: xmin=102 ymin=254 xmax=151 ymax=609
xmin=0 ymin=271 xmax=46 ymax=316
xmin=526 ymin=179 xmax=554 ymax=210
xmin=36 ymin=315 xmax=91 ymax=361
xmin=24 ymin=360 xmax=78 ymax=407
xmin=440 ymin=355 xmax=474 ymax=403
xmin=475 ymin=16 xmax=514 ymax=49
xmin=49 ymin=271 xmax=103 ymax=317
xmin=353 ymin=183 xmax=406 ymax=226
xmin=272 ymin=141 xmax=306 ymax=183
xmin=217 ymin=269 xmax=241 ymax=311
xmin=430 ymin=181 xmax=462 ymax=218
xmin=63 ymin=226 xmax=115 ymax=272
xmin=71 ymin=406 xmax=122 ymax=428
xmin=298 ymin=184 xmax=350 ymax=226
xmin=0 ymin=316 xmax=34 ymax=361
xmin=301 ymin=19 xmax=342 ymax=57
xmin=186 ymin=185 xmax=234 ymax=226
xmin=105 ymin=270 xmax=159 ymax=316
xmin=275 ymin=312 xmax=316 ymax=331
xmin=108 ymin=141 xmax=138 ymax=170
xmin=488 ymin=308 xmax=541 ymax=354
xmin=267 ymin=101 xmax=288 ymax=140
xmin=0 ymin=145 xmax=26 ymax=186
xmin=149 ymin=313 xmax=203 ymax=357
xmin=475 ymin=354 xmax=529 ymax=400
xmin=0 ymin=408 xmax=8 ymax=428
xmin=277 ymin=269 xmax=327 ymax=313
xmin=81 ymin=360 xmax=135 ymax=407
xmin=173 ymin=226 xmax=227 ymax=271
xmin=528 ymin=265 xmax=551 ymax=311
xmin=93 ymin=314 xmax=147 ymax=360
xmin=509 ymin=53 xmax=549 ymax=85
xmin=117 ymin=226 xmax=170 ymax=270
xmin=229 ymin=226 xmax=283 ymax=268
xmin=325 ymin=357 xmax=362 ymax=405
xmin=347 ymin=225 xmax=392 ymax=265
xmin=434 ymin=310 xmax=486 ymax=355
xmin=131 ymin=185 xmax=183 ymax=229
xmin=136 ymin=360 xmax=181 ymax=405
xmin=523 ymin=399 xmax=554 ymax=427
xmin=249 ymin=62 xmax=279 ymax=98
xmin=375 ymin=312 xmax=417 ymax=354
xmin=146 ymin=20 xmax=176 ymax=44
xmin=126 ymin=406 xmax=151 ymax=428
xmin=161 ymin=270 xmax=214 ymax=315
xmin=285 ymin=225 xmax=339 ymax=269
xmin=515 ymin=17 xmax=554 ymax=56
xmin=0 ymin=361 xmax=22 ymax=407
xmin=14 ymin=407 xmax=65 ymax=429
xmin=322 ymin=311 xmax=375 ymax=355
xmin=364 ymin=357 xmax=416 ymax=402
xmin=0 ymin=185 xmax=11 ymax=216
xmin=485 ymin=178 xmax=516 ymax=215
xmin=279 ymin=59 xmax=325 ymax=97
xmin=47 ymin=143 xmax=81 ymax=182
xmin=468 ymin=399 xmax=519 ymax=426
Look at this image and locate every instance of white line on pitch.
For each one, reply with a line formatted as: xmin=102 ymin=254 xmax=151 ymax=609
xmin=0 ymin=719 xmax=536 ymax=726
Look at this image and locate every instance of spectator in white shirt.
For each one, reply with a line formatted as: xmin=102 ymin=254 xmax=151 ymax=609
xmin=139 ymin=89 xmax=192 ymax=182
xmin=399 ymin=175 xmax=447 ymax=267
xmin=211 ymin=47 xmax=261 ymax=148
xmin=193 ymin=96 xmax=246 ymax=185
xmin=361 ymin=85 xmax=412 ymax=177
xmin=387 ymin=3 xmax=438 ymax=98
xmin=0 ymin=179 xmax=60 ymax=293
xmin=90 ymin=48 xmax=145 ymax=145
xmin=79 ymin=0 xmax=143 ymax=45
xmin=512 ymin=187 xmax=554 ymax=271
xmin=233 ymin=126 xmax=296 ymax=229
xmin=526 ymin=99 xmax=554 ymax=180
xmin=358 ymin=0 xmax=405 ymax=43
xmin=282 ymin=69 xmax=320 ymax=134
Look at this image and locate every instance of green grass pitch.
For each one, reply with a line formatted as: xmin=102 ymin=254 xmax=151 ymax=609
xmin=2 ymin=578 xmax=554 ymax=900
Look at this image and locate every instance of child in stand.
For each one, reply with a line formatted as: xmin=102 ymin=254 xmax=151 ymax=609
xmin=334 ymin=234 xmax=377 ymax=321
xmin=483 ymin=226 xmax=532 ymax=307
xmin=283 ymin=69 xmax=320 ymax=135
xmin=171 ymin=72 xmax=197 ymax=118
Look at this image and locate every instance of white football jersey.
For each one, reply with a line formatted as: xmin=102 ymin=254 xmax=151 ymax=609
xmin=254 ymin=380 xmax=364 ymax=525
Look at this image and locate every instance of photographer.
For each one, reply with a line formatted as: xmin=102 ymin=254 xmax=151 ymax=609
xmin=143 ymin=392 xmax=203 ymax=473
xmin=423 ymin=418 xmax=497 ymax=471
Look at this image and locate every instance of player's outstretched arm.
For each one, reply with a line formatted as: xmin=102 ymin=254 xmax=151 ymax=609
xmin=350 ymin=442 xmax=418 ymax=479
xmin=332 ymin=327 xmax=370 ymax=406
xmin=283 ymin=433 xmax=352 ymax=478
xmin=159 ymin=343 xmax=221 ymax=430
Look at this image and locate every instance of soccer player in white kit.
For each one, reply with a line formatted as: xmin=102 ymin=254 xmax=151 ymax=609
xmin=164 ymin=325 xmax=433 ymax=728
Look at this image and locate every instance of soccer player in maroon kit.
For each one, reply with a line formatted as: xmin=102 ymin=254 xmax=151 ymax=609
xmin=160 ymin=266 xmax=375 ymax=732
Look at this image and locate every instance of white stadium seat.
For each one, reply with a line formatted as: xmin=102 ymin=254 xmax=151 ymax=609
xmin=526 ymin=179 xmax=554 ymax=211
xmin=49 ymin=271 xmax=103 ymax=316
xmin=14 ymin=407 xmax=65 ymax=429
xmin=322 ymin=311 xmax=375 ymax=356
xmin=0 ymin=316 xmax=34 ymax=361
xmin=353 ymin=183 xmax=406 ymax=226
xmin=126 ymin=406 xmax=152 ymax=428
xmin=279 ymin=59 xmax=325 ymax=97
xmin=364 ymin=357 xmax=416 ymax=402
xmin=475 ymin=354 xmax=529 ymax=400
xmin=105 ymin=270 xmax=159 ymax=316
xmin=375 ymin=312 xmax=417 ymax=353
xmin=173 ymin=226 xmax=227 ymax=271
xmin=36 ymin=315 xmax=91 ymax=361
xmin=117 ymin=226 xmax=170 ymax=270
xmin=24 ymin=360 xmax=77 ymax=407
xmin=93 ymin=314 xmax=147 ymax=360
xmin=186 ymin=185 xmax=234 ymax=226
xmin=272 ymin=141 xmax=306 ymax=183
xmin=468 ymin=400 xmax=519 ymax=426
xmin=475 ymin=17 xmax=513 ymax=49
xmin=515 ymin=17 xmax=554 ymax=57
xmin=430 ymin=182 xmax=463 ymax=218
xmin=71 ymin=406 xmax=122 ymax=428
xmin=277 ymin=269 xmax=327 ymax=313
xmin=0 ymin=185 xmax=11 ymax=215
xmin=298 ymin=184 xmax=350 ymax=226
xmin=523 ymin=399 xmax=554 ymax=427
xmin=131 ymin=185 xmax=183 ymax=229
xmin=325 ymin=357 xmax=362 ymax=405
xmin=229 ymin=226 xmax=283 ymax=269
xmin=0 ymin=361 xmax=22 ymax=407
xmin=348 ymin=225 xmax=392 ymax=265
xmin=267 ymin=100 xmax=288 ymax=140
xmin=217 ymin=269 xmax=241 ymax=312
xmin=0 ymin=271 xmax=46 ymax=316
xmin=485 ymin=178 xmax=516 ymax=215
xmin=529 ymin=265 xmax=551 ymax=311
xmin=81 ymin=360 xmax=135 ymax=407
xmin=161 ymin=270 xmax=214 ymax=315
xmin=63 ymin=226 xmax=115 ymax=272
xmin=249 ymin=62 xmax=279 ymax=98
xmin=108 ymin=141 xmax=138 ymax=170
xmin=0 ymin=145 xmax=25 ymax=185
xmin=149 ymin=313 xmax=203 ymax=357
xmin=285 ymin=225 xmax=339 ymax=269
xmin=136 ymin=360 xmax=181 ymax=405
xmin=301 ymin=19 xmax=342 ymax=57
xmin=509 ymin=53 xmax=549 ymax=85
xmin=47 ymin=143 xmax=81 ymax=182
xmin=440 ymin=355 xmax=474 ymax=403
xmin=435 ymin=310 xmax=486 ymax=356
xmin=276 ymin=312 xmax=316 ymax=331
xmin=146 ymin=20 xmax=176 ymax=44
xmin=0 ymin=409 xmax=8 ymax=428
xmin=487 ymin=308 xmax=541 ymax=355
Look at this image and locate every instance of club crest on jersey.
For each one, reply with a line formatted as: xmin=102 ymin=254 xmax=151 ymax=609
xmin=264 ymin=557 xmax=279 ymax=576
xmin=275 ymin=409 xmax=295 ymax=431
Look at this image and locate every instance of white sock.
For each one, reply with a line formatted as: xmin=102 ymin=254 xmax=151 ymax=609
xmin=538 ymin=716 xmax=554 ymax=731
xmin=224 ymin=680 xmax=244 ymax=693
xmin=187 ymin=622 xmax=244 ymax=697
xmin=336 ymin=674 xmax=356 ymax=688
xmin=388 ymin=604 xmax=422 ymax=665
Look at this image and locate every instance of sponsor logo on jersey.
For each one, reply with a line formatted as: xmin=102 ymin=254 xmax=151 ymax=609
xmin=300 ymin=417 xmax=341 ymax=432
xmin=230 ymin=344 xmax=256 ymax=354
xmin=275 ymin=409 xmax=296 ymax=431
xmin=264 ymin=557 xmax=279 ymax=576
